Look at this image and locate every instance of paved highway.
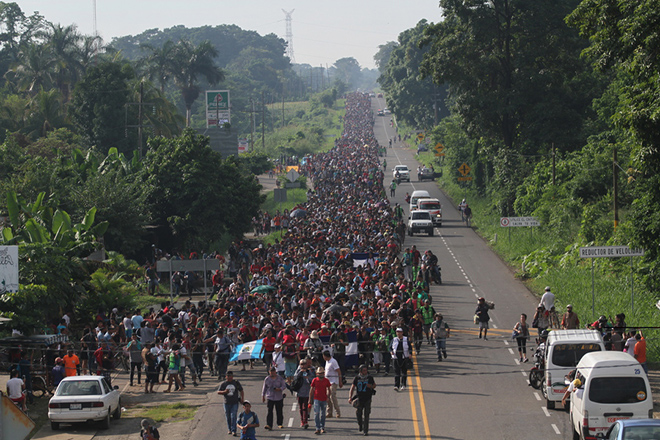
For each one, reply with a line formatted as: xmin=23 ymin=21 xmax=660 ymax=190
xmin=191 ymin=98 xmax=576 ymax=440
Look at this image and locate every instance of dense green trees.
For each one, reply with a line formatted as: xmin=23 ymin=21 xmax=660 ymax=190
xmin=418 ymin=0 xmax=600 ymax=213
xmin=378 ymin=20 xmax=448 ymax=130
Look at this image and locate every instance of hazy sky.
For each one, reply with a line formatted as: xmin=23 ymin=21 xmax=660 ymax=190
xmin=16 ymin=0 xmax=443 ymax=68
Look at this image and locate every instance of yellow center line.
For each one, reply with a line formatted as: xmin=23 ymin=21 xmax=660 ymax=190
xmin=407 ymin=363 xmax=421 ymax=439
xmin=412 ymin=352 xmax=432 ymax=440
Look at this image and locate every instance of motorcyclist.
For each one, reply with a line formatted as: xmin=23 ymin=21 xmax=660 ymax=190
xmin=423 ymin=250 xmax=441 ymax=284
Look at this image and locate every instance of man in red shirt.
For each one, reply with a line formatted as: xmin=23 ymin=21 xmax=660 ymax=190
xmin=309 ymin=367 xmax=332 ymax=434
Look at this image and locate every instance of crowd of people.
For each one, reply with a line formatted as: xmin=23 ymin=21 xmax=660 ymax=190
xmin=4 ymin=92 xmax=454 ymax=438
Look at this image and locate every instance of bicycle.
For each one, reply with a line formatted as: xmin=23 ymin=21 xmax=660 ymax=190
xmin=113 ymin=349 xmax=129 ymax=372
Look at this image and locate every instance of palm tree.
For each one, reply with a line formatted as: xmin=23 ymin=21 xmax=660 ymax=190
xmin=25 ymin=87 xmax=67 ymax=138
xmin=6 ymin=43 xmax=56 ymax=95
xmin=47 ymin=23 xmax=82 ymax=103
xmin=139 ymin=40 xmax=177 ymax=93
xmin=171 ymin=39 xmax=224 ymax=126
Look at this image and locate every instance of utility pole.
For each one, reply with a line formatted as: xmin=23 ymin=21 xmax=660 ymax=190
xmin=138 ymin=81 xmax=144 ymax=159
xmin=281 ymin=86 xmax=285 ymax=128
xmin=261 ymin=91 xmax=266 ymax=149
xmin=250 ymin=98 xmax=255 ymax=149
xmin=613 ymin=147 xmax=619 ymax=229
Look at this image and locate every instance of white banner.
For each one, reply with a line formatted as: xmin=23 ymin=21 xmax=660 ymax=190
xmin=0 ymin=246 xmax=19 ymax=293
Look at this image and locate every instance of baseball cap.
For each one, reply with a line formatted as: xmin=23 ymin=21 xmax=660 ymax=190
xmin=396 ymin=328 xmax=403 ymax=332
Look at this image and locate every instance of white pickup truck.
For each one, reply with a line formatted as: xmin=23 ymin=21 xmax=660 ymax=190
xmin=408 ymin=211 xmax=434 ymax=236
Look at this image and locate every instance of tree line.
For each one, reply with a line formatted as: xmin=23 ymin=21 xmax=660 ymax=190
xmin=377 ymin=0 xmax=660 ymax=294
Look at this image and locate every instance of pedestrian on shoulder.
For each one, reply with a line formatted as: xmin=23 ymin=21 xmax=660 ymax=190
xmin=560 ymin=304 xmax=580 ymax=329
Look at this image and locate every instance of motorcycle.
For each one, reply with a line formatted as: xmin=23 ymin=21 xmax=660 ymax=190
xmin=528 ymin=342 xmax=545 ymax=389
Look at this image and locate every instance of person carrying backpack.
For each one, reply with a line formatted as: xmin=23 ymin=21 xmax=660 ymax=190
xmin=140 ymin=419 xmax=160 ymax=440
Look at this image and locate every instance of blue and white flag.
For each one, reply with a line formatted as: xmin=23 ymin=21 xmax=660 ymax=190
xmin=230 ymin=338 xmax=264 ymax=362
xmin=320 ymin=331 xmax=359 ymax=368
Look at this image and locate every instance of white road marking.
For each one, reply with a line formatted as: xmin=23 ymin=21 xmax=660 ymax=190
xmin=292 ymin=402 xmax=297 ymax=411
xmin=281 ymin=435 xmax=291 ymax=440
xmin=508 ymin=348 xmax=515 ymax=355
xmin=551 ymin=424 xmax=560 ymax=434
xmin=534 ymin=392 xmax=541 ymax=401
xmin=503 ymin=340 xmax=509 ymax=346
xmin=521 ymin=371 xmax=527 ymax=377
xmin=288 ymin=417 xmax=294 ymax=427
xmin=542 ymin=407 xmax=550 ymax=417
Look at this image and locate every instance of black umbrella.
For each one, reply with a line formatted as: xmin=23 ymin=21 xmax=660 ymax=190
xmin=290 ymin=209 xmax=307 ymax=218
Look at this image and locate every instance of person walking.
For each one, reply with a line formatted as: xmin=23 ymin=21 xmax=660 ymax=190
xmin=475 ymin=297 xmax=490 ymax=340
xmin=218 ymin=371 xmax=245 ymax=436
xmin=236 ymin=401 xmax=260 ymax=440
xmin=463 ymin=204 xmax=472 ymax=227
xmin=431 ymin=313 xmax=450 ymax=361
xmin=62 ymin=348 xmax=80 ymax=377
xmin=262 ymin=366 xmax=286 ymax=430
xmin=561 ymin=304 xmax=580 ymax=329
xmin=513 ymin=313 xmax=530 ymax=363
xmin=163 ymin=343 xmax=184 ymax=393
xmin=205 ymin=328 xmax=233 ymax=381
xmin=309 ymin=367 xmax=332 ymax=434
xmin=389 ymin=180 xmax=397 ymax=197
xmin=126 ymin=334 xmax=143 ymax=386
xmin=323 ymin=350 xmax=343 ymax=418
xmin=391 ymin=328 xmax=411 ymax=391
xmin=633 ymin=331 xmax=647 ymax=374
xmin=348 ymin=364 xmax=376 ymax=436
xmin=293 ymin=359 xmax=314 ymax=429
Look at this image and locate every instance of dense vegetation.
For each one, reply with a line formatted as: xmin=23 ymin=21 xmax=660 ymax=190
xmin=379 ymin=0 xmax=660 ymax=352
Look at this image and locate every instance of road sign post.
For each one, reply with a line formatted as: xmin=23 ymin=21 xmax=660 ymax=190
xmin=500 ymin=217 xmax=540 ymax=243
xmin=579 ymin=246 xmax=645 ymax=316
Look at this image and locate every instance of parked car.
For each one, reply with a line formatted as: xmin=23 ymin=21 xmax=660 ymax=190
xmin=48 ymin=375 xmax=121 ymax=430
xmin=408 ymin=211 xmax=434 ymax=236
xmin=418 ymin=168 xmax=437 ymax=181
xmin=598 ymin=419 xmax=660 ymax=439
xmin=377 ymin=93 xmax=383 ymax=98
xmin=393 ymin=165 xmax=410 ymax=182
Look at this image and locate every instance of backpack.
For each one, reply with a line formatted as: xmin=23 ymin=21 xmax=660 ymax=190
xmin=290 ymin=374 xmax=304 ymax=392
xmin=283 ymin=343 xmax=297 ymax=359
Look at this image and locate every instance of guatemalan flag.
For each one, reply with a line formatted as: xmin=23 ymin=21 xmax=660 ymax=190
xmin=230 ymin=331 xmax=359 ymax=365
xmin=230 ymin=339 xmax=264 ymax=362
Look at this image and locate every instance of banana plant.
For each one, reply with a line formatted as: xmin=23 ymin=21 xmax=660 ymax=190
xmin=2 ymin=191 xmax=108 ymax=248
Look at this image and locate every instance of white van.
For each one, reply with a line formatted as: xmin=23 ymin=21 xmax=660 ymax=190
xmin=543 ymin=329 xmax=605 ymax=409
xmin=570 ymin=351 xmax=652 ymax=440
xmin=409 ymin=190 xmax=430 ymax=212
xmin=417 ymin=198 xmax=442 ymax=226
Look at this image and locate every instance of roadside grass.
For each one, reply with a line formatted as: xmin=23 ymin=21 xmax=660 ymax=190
xmin=261 ymin=230 xmax=287 ymax=246
xmin=129 ymin=403 xmax=198 ymax=423
xmin=416 ymin=148 xmax=660 ymax=362
xmin=262 ymin=187 xmax=308 ymax=214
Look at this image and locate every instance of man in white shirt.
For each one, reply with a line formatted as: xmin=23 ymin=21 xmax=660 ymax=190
xmin=6 ymin=370 xmax=26 ymax=411
xmin=539 ymin=286 xmax=555 ymax=313
xmin=323 ymin=350 xmax=343 ymax=418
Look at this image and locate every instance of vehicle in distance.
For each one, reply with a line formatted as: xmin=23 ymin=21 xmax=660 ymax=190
xmin=418 ymin=198 xmax=442 ymax=226
xmin=377 ymin=109 xmax=384 ymax=116
xmin=383 ymin=108 xmax=391 ymax=114
xmin=408 ymin=211 xmax=434 ymax=236
xmin=599 ymin=419 xmax=660 ymax=439
xmin=377 ymin=93 xmax=383 ymax=98
xmin=48 ymin=375 xmax=121 ymax=430
xmin=418 ymin=168 xmax=438 ymax=181
xmin=393 ymin=165 xmax=410 ymax=182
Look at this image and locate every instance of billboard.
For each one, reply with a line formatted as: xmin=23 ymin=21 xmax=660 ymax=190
xmin=0 ymin=246 xmax=19 ymax=293
xmin=206 ymin=90 xmax=231 ymax=128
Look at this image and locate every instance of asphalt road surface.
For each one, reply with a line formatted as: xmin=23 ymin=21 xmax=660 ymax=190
xmin=192 ymin=98 xmax=574 ymax=440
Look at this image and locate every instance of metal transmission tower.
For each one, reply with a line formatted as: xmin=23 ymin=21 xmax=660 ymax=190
xmin=282 ymin=9 xmax=295 ymax=63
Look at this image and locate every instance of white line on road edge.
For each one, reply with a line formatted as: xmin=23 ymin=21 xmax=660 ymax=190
xmin=542 ymin=407 xmax=550 ymax=417
xmin=492 ymin=324 xmax=498 ymax=329
xmin=551 ymin=424 xmax=560 ymax=435
xmin=521 ymin=371 xmax=527 ymax=377
xmin=534 ymin=392 xmax=541 ymax=401
xmin=281 ymin=434 xmax=291 ymax=440
xmin=288 ymin=417 xmax=294 ymax=427
xmin=503 ymin=340 xmax=509 ymax=345
xmin=508 ymin=348 xmax=515 ymax=355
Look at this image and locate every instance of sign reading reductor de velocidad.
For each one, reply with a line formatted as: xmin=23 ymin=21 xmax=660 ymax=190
xmin=579 ymin=246 xmax=645 ymax=258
